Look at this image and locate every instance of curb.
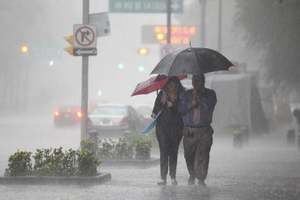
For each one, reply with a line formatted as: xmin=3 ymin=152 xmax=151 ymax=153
xmin=0 ymin=172 xmax=111 ymax=185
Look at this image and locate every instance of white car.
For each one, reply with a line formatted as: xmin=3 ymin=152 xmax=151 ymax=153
xmin=88 ymin=104 xmax=145 ymax=137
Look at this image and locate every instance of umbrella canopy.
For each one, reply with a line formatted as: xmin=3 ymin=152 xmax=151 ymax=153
xmin=131 ymin=75 xmax=186 ymax=96
xmin=151 ymin=47 xmax=233 ymax=76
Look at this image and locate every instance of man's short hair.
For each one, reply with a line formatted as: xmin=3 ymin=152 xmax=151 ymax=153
xmin=192 ymin=74 xmax=205 ymax=83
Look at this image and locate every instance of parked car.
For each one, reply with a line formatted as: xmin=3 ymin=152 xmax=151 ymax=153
xmin=88 ymin=104 xmax=145 ymax=137
xmin=53 ymin=105 xmax=82 ymax=127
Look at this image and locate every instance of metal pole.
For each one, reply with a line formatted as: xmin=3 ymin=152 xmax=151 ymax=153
xmin=218 ymin=0 xmax=222 ymax=52
xmin=81 ymin=0 xmax=89 ymax=142
xmin=166 ymin=0 xmax=172 ymax=44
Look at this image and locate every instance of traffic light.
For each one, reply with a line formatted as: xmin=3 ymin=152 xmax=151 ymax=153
xmin=97 ymin=89 xmax=102 ymax=97
xmin=137 ymin=47 xmax=149 ymax=56
xmin=20 ymin=44 xmax=29 ymax=54
xmin=138 ymin=65 xmax=145 ymax=72
xmin=49 ymin=60 xmax=54 ymax=67
xmin=156 ymin=33 xmax=165 ymax=41
xmin=117 ymin=63 xmax=124 ymax=70
xmin=64 ymin=35 xmax=74 ymax=56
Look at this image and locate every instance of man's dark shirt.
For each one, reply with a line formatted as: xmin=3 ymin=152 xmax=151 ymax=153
xmin=178 ymin=88 xmax=217 ymax=127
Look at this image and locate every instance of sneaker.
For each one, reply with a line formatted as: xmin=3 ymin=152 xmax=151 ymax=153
xmin=157 ymin=179 xmax=167 ymax=185
xmin=198 ymin=180 xmax=207 ymax=187
xmin=171 ymin=178 xmax=178 ymax=186
xmin=188 ymin=177 xmax=195 ymax=185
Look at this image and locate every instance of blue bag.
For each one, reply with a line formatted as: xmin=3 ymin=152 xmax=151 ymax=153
xmin=141 ymin=111 xmax=162 ymax=134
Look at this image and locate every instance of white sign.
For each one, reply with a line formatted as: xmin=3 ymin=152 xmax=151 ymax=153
xmin=89 ymin=12 xmax=111 ymax=37
xmin=74 ymin=48 xmax=97 ymax=56
xmin=109 ymin=0 xmax=183 ymax=13
xmin=73 ymin=24 xmax=97 ymax=49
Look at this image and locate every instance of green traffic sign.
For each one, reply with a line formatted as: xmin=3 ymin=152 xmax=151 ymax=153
xmin=109 ymin=0 xmax=183 ymax=13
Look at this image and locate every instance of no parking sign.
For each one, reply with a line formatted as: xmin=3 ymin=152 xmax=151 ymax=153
xmin=73 ymin=24 xmax=97 ymax=56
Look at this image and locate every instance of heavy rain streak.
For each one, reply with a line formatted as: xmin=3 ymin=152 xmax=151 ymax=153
xmin=0 ymin=0 xmax=299 ymax=200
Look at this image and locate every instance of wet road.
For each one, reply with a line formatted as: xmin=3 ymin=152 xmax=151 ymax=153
xmin=0 ymin=113 xmax=299 ymax=200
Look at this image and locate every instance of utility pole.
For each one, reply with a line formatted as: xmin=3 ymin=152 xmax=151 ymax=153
xmin=166 ymin=0 xmax=172 ymax=44
xmin=218 ymin=0 xmax=223 ymax=52
xmin=81 ymin=0 xmax=89 ymax=142
xmin=199 ymin=0 xmax=206 ymax=47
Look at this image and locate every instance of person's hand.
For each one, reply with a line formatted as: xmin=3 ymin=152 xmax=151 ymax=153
xmin=167 ymin=101 xmax=173 ymax=107
xmin=151 ymin=113 xmax=156 ymax=119
xmin=169 ymin=93 xmax=176 ymax=102
xmin=160 ymin=92 xmax=167 ymax=105
xmin=192 ymin=100 xmax=199 ymax=107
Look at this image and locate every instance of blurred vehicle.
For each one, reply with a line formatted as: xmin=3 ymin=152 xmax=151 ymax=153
xmin=88 ymin=104 xmax=145 ymax=136
xmin=53 ymin=106 xmax=82 ymax=127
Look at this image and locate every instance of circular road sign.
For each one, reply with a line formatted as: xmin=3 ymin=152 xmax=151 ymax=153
xmin=75 ymin=26 xmax=96 ymax=47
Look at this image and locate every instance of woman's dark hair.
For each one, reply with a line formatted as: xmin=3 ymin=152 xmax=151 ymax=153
xmin=166 ymin=76 xmax=185 ymax=92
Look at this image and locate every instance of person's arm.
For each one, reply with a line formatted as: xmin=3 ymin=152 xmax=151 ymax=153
xmin=152 ymin=91 xmax=166 ymax=118
xmin=200 ymin=89 xmax=217 ymax=110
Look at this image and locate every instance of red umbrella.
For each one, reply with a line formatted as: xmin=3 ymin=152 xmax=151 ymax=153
xmin=131 ymin=75 xmax=186 ymax=96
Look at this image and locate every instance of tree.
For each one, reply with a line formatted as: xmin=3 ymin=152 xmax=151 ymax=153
xmin=235 ymin=0 xmax=300 ymax=91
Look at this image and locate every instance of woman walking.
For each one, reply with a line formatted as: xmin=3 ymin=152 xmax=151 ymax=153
xmin=152 ymin=77 xmax=184 ymax=185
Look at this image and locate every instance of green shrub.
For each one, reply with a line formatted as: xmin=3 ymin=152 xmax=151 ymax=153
xmin=77 ymin=149 xmax=100 ymax=176
xmin=5 ymin=146 xmax=100 ymax=177
xmin=96 ymin=136 xmax=153 ymax=160
xmin=32 ymin=148 xmax=65 ymax=176
xmin=135 ymin=138 xmax=152 ymax=160
xmin=125 ymin=133 xmax=153 ymax=160
xmin=6 ymin=150 xmax=32 ymax=176
xmin=124 ymin=132 xmax=155 ymax=146
xmin=80 ymin=139 xmax=98 ymax=155
xmin=32 ymin=148 xmax=49 ymax=176
xmin=62 ymin=149 xmax=77 ymax=176
xmin=97 ymin=138 xmax=115 ymax=160
xmin=49 ymin=147 xmax=65 ymax=176
xmin=114 ymin=138 xmax=134 ymax=160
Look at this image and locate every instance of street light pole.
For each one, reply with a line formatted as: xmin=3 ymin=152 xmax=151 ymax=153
xmin=166 ymin=0 xmax=172 ymax=44
xmin=81 ymin=0 xmax=89 ymax=142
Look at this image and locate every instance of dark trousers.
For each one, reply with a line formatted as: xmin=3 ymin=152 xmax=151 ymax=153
xmin=183 ymin=127 xmax=213 ymax=181
xmin=156 ymin=125 xmax=183 ymax=180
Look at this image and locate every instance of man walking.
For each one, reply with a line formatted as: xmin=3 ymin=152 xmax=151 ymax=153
xmin=178 ymin=74 xmax=217 ymax=186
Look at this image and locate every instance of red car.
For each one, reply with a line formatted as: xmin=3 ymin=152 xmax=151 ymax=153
xmin=53 ymin=106 xmax=82 ymax=127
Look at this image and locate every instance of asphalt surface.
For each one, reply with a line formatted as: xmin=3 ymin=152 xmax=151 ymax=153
xmin=0 ymin=113 xmax=299 ymax=200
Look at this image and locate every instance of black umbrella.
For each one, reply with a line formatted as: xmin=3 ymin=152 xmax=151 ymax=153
xmin=151 ymin=47 xmax=233 ymax=76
